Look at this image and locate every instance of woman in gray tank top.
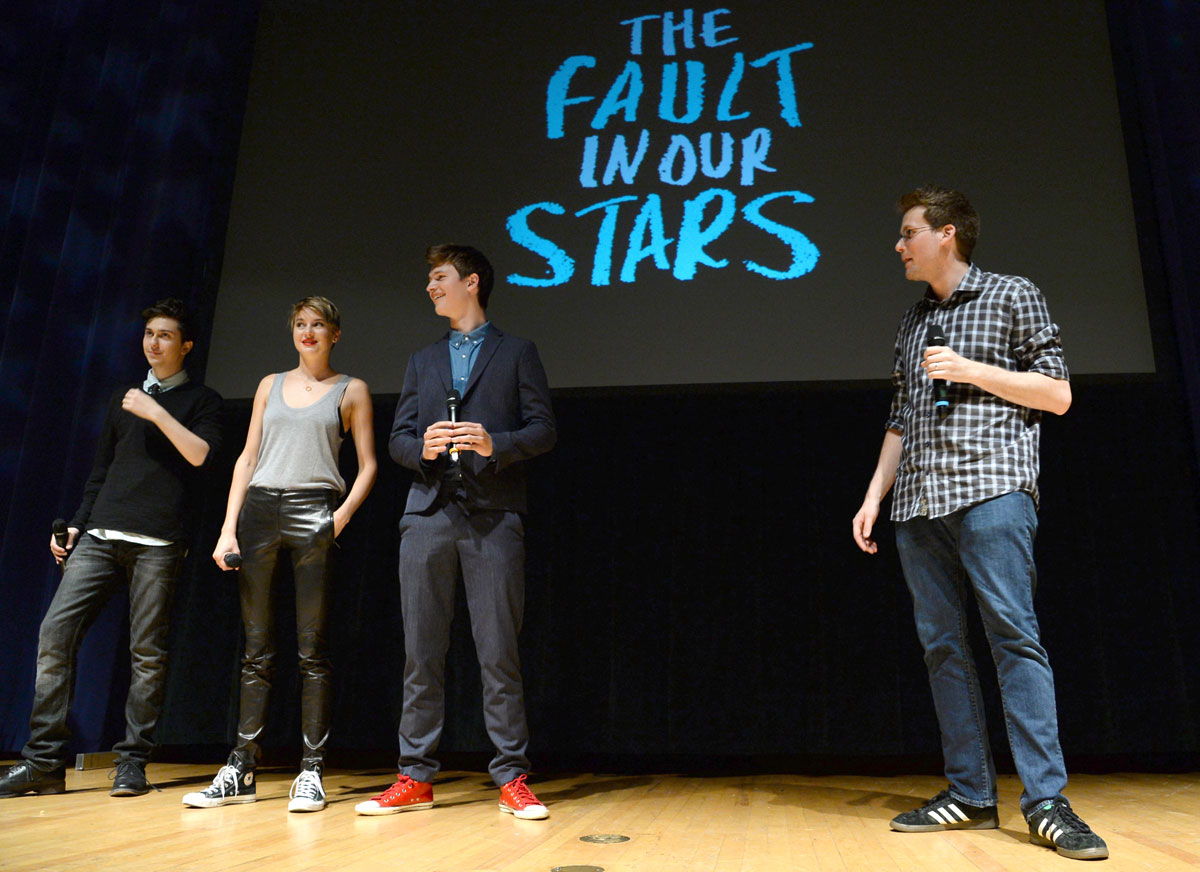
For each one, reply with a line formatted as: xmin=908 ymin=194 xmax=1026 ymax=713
xmin=183 ymin=296 xmax=377 ymax=814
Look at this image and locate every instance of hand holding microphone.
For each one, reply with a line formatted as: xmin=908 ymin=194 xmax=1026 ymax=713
xmin=445 ymin=389 xmax=461 ymax=463
xmin=925 ymin=324 xmax=951 ymax=421
xmin=50 ymin=519 xmax=76 ymax=565
xmin=420 ymin=392 xmax=493 ymax=461
xmin=213 ymin=532 xmax=241 ymax=571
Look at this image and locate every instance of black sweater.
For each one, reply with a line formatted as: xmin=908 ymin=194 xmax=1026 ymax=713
xmin=70 ymin=380 xmax=224 ymax=542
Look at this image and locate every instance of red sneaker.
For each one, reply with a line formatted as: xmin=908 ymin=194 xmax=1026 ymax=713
xmin=498 ymin=774 xmax=549 ymax=820
xmin=354 ymin=774 xmax=434 ymax=815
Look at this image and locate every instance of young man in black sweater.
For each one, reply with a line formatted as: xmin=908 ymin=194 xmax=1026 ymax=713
xmin=0 ymin=299 xmax=223 ymax=798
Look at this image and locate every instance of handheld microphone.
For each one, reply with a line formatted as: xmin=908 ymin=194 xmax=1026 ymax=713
xmin=223 ymin=553 xmax=242 ymax=569
xmin=927 ymin=324 xmax=950 ymax=420
xmin=445 ymin=389 xmax=461 ymax=463
xmin=52 ymin=518 xmax=69 ymax=549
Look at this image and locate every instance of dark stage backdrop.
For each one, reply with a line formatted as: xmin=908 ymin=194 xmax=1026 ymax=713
xmin=3 ymin=1 xmax=1200 ymax=770
xmin=152 ymin=380 xmax=1200 ymax=767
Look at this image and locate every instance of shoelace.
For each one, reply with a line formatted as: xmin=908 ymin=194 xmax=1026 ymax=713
xmin=1048 ymin=801 xmax=1092 ymax=834
xmin=109 ymin=762 xmax=160 ymax=793
xmin=290 ymin=770 xmax=323 ymax=801
xmin=921 ymin=789 xmax=952 ymax=809
xmin=505 ymin=775 xmax=540 ymax=807
xmin=373 ymin=775 xmax=419 ymax=802
xmin=209 ymin=764 xmax=240 ymax=797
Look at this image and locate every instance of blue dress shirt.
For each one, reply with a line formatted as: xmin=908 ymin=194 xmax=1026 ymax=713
xmin=449 ymin=322 xmax=490 ymax=390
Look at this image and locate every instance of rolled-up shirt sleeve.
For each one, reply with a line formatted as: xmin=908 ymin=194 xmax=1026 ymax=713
xmin=1011 ymin=284 xmax=1069 ymax=381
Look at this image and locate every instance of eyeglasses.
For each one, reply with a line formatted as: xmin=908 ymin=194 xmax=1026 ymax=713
xmin=898 ymin=226 xmax=935 ymax=244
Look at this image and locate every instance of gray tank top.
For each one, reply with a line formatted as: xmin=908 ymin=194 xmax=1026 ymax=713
xmin=249 ymin=372 xmax=351 ymax=495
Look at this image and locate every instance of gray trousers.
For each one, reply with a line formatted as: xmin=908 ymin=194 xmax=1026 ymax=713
xmin=24 ymin=534 xmax=184 ymax=769
xmin=397 ymin=501 xmax=529 ymax=786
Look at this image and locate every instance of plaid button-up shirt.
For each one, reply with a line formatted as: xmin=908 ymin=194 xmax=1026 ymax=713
xmin=886 ymin=264 xmax=1069 ymax=522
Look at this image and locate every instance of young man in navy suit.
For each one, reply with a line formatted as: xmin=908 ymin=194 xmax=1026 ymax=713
xmin=358 ymin=245 xmax=556 ymax=820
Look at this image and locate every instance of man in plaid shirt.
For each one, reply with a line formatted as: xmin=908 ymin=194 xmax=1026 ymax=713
xmin=852 ymin=187 xmax=1108 ymax=861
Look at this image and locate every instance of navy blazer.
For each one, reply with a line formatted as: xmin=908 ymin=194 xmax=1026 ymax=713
xmin=389 ymin=325 xmax=556 ymax=514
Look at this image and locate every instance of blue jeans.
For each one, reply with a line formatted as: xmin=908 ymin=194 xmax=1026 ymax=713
xmin=895 ymin=492 xmax=1067 ymax=814
xmin=22 ymin=533 xmax=184 ymax=770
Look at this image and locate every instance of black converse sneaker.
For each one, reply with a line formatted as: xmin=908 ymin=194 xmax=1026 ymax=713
xmin=1026 ymin=798 xmax=1109 ymax=860
xmin=287 ymin=768 xmax=326 ymax=813
xmin=891 ymin=789 xmax=999 ymax=832
xmin=181 ymin=761 xmax=257 ymax=807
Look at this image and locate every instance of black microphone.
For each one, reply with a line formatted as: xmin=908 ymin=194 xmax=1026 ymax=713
xmin=52 ymin=518 xmax=69 ymax=549
xmin=445 ymin=389 xmax=461 ymax=463
xmin=927 ymin=324 xmax=950 ymax=420
xmin=223 ymin=552 xmax=242 ymax=570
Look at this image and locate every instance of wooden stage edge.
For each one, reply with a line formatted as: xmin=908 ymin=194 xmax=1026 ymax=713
xmin=1 ymin=761 xmax=1198 ymax=871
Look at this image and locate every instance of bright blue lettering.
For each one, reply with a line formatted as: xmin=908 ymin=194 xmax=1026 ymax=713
xmin=659 ymin=135 xmax=698 ymax=186
xmin=700 ymin=132 xmax=734 ymax=179
xmin=749 ymin=43 xmax=813 ymax=128
xmin=741 ymin=191 xmax=820 ymax=279
xmin=659 ymin=61 xmax=705 ymax=124
xmin=716 ymin=52 xmax=749 ymax=121
xmin=701 ymin=9 xmax=737 ymax=47
xmin=740 ymin=128 xmax=774 ymax=186
xmin=546 ymin=56 xmax=597 ymax=139
xmin=603 ymin=129 xmax=651 ymax=185
xmin=674 ymin=188 xmax=736 ymax=279
xmin=661 ymin=9 xmax=695 ymax=57
xmin=591 ymin=62 xmax=645 ymax=131
xmin=576 ymin=196 xmax=639 ymax=285
xmin=621 ymin=194 xmax=674 ymax=282
xmin=506 ymin=203 xmax=575 ymax=287
xmin=620 ymin=14 xmax=659 ymax=56
xmin=580 ymin=136 xmax=599 ymax=187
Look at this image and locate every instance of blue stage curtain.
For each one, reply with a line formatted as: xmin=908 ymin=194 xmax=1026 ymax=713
xmin=1107 ymin=0 xmax=1200 ymax=464
xmin=0 ymin=0 xmax=258 ymax=755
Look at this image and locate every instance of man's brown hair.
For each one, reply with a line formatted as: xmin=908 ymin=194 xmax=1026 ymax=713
xmin=141 ymin=298 xmax=193 ymax=343
xmin=426 ymin=244 xmax=494 ymax=310
xmin=898 ymin=186 xmax=980 ymax=262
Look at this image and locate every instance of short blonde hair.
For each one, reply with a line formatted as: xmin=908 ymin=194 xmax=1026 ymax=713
xmin=289 ymin=296 xmax=341 ymax=331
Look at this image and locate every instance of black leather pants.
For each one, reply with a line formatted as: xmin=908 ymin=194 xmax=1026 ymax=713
xmin=232 ymin=487 xmax=337 ymax=771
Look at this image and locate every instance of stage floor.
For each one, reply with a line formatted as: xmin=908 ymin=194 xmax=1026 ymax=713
xmin=2 ymin=762 xmax=1198 ymax=870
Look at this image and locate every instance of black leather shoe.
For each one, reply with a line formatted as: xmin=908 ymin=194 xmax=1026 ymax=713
xmin=0 ymin=760 xmax=67 ymax=797
xmin=110 ymin=760 xmax=150 ymax=796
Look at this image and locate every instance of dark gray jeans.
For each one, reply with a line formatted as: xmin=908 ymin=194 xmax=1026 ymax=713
xmin=23 ymin=533 xmax=184 ymax=770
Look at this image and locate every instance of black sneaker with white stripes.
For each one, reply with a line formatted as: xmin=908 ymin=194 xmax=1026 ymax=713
xmin=1026 ymin=797 xmax=1109 ymax=860
xmin=890 ymin=789 xmax=999 ymax=832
